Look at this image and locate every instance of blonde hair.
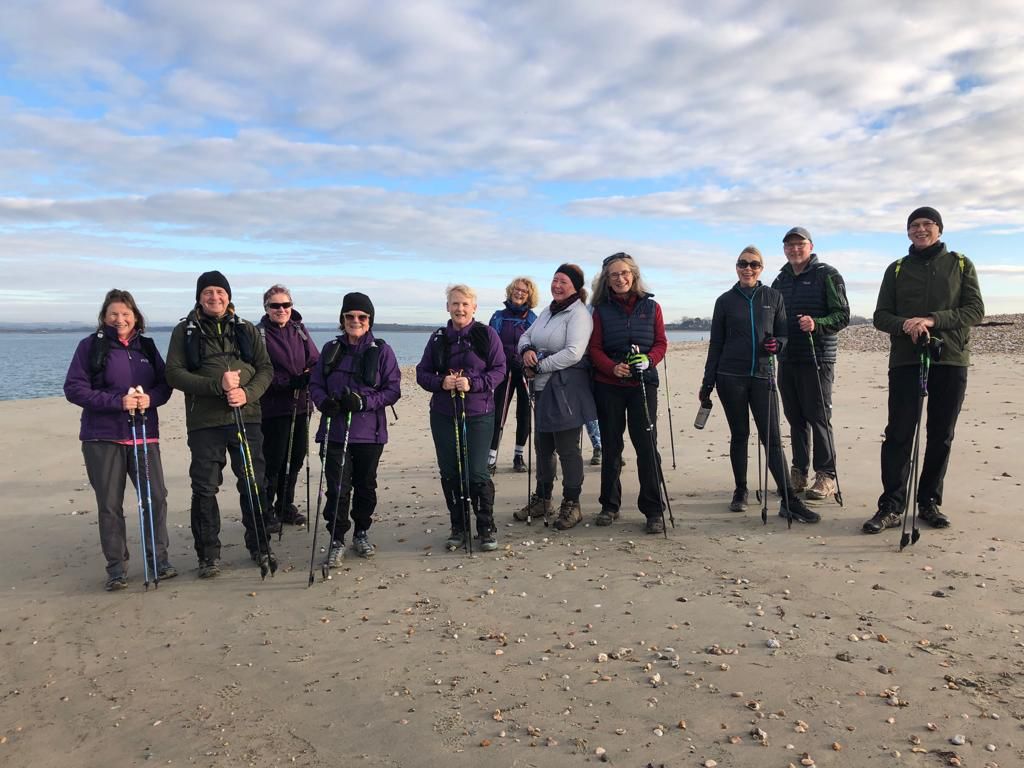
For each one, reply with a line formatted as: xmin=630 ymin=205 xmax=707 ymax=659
xmin=738 ymin=245 xmax=763 ymax=262
xmin=504 ymin=277 xmax=539 ymax=308
xmin=446 ymin=284 xmax=477 ymax=303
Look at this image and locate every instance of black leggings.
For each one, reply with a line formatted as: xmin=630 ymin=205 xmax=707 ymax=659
xmin=491 ymin=368 xmax=531 ymax=450
xmin=715 ymin=374 xmax=789 ymax=493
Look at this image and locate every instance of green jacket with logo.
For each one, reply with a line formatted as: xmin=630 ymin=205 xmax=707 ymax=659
xmin=165 ymin=306 xmax=273 ymax=431
xmin=873 ymin=243 xmax=984 ymax=369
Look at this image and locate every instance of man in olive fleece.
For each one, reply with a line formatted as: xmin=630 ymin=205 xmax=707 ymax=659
xmin=165 ymin=271 xmax=275 ymax=576
xmin=863 ymin=207 xmax=985 ymax=534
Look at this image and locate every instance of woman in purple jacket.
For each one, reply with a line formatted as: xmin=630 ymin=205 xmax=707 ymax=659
xmin=416 ymin=285 xmax=507 ymax=552
xmin=486 ymin=276 xmax=539 ymax=474
xmin=310 ymin=292 xmax=401 ymax=567
xmin=258 ymin=284 xmax=320 ymax=529
xmin=64 ymin=289 xmax=175 ymax=591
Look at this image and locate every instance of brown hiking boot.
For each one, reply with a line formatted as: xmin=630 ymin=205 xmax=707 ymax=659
xmin=514 ymin=494 xmax=551 ymax=522
xmin=553 ymin=499 xmax=583 ymax=530
xmin=789 ymin=467 xmax=807 ymax=494
xmin=805 ymin=472 xmax=836 ymax=501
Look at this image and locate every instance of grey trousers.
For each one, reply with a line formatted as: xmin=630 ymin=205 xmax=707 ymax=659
xmin=82 ymin=441 xmax=170 ymax=577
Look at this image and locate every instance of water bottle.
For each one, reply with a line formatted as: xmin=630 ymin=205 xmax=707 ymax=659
xmin=694 ymin=398 xmax=713 ymax=430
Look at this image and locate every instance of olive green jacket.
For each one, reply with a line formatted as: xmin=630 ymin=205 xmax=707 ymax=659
xmin=165 ymin=307 xmax=273 ymax=432
xmin=873 ymin=244 xmax=985 ymax=369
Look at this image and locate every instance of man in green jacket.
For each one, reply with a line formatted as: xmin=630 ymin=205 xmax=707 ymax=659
xmin=863 ymin=207 xmax=985 ymax=534
xmin=165 ymin=271 xmax=275 ymax=576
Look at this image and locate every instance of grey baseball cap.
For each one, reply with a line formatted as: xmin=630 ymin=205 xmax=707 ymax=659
xmin=783 ymin=226 xmax=812 ymax=242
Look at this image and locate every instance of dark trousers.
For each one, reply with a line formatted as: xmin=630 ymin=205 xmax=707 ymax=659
xmin=187 ymin=423 xmax=272 ymax=561
xmin=779 ymin=361 xmax=836 ymax=477
xmin=82 ymin=441 xmax=170 ymax=577
xmin=323 ymin=441 xmax=384 ymax=543
xmin=716 ymin=373 xmax=790 ymax=494
xmin=879 ymin=364 xmax=968 ymax=510
xmin=430 ymin=410 xmax=495 ymax=531
xmin=491 ymin=368 xmax=531 ymax=450
xmin=262 ymin=411 xmax=309 ymax=517
xmin=535 ymin=428 xmax=584 ymax=502
xmin=594 ymin=380 xmax=663 ymax=518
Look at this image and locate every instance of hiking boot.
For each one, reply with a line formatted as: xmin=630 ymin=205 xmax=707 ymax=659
xmin=157 ymin=562 xmax=178 ymax=580
xmin=445 ymin=528 xmax=466 ymax=551
xmin=198 ymin=559 xmax=221 ymax=579
xmin=514 ymin=494 xmax=552 ymax=522
xmin=590 ymin=447 xmax=602 ymax=466
xmin=779 ymin=496 xmax=821 ymax=524
xmin=595 ymin=508 xmax=619 ymax=526
xmin=263 ymin=515 xmax=283 ymax=535
xmin=553 ymin=499 xmax=583 ymax=530
xmin=789 ymin=468 xmax=808 ymax=494
xmin=279 ymin=505 xmax=307 ymax=526
xmin=645 ymin=516 xmax=666 ymax=534
xmin=104 ymin=573 xmax=128 ymax=591
xmin=513 ymin=455 xmax=527 ymax=473
xmin=352 ymin=531 xmax=375 ymax=558
xmin=918 ymin=500 xmax=950 ymax=529
xmin=729 ymin=488 xmax=748 ymax=512
xmin=805 ymin=472 xmax=837 ymax=501
xmin=326 ymin=541 xmax=345 ymax=567
xmin=862 ymin=508 xmax=901 ymax=534
xmin=478 ymin=529 xmax=498 ymax=552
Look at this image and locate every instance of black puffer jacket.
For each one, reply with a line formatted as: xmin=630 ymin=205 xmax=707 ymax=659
xmin=702 ymin=283 xmax=787 ymax=388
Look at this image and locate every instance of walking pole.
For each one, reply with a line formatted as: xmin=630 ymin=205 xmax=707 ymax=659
xmin=807 ymin=332 xmax=844 ymax=506
xmin=233 ymin=407 xmax=276 ymax=579
xmin=278 ymin=390 xmax=301 ymax=540
xmin=491 ymin=370 xmax=515 ymax=469
xmin=307 ymin=414 xmax=331 ymax=587
xmin=660 ymin=355 xmax=677 ymax=469
xmin=450 ymin=378 xmax=472 ymax=554
xmin=127 ymin=398 xmax=152 ymax=590
xmin=305 ymin=391 xmax=313 ymax=538
xmin=135 ymin=388 xmax=160 ymax=589
xmin=757 ymin=418 xmax=768 ymax=525
xmin=631 ymin=346 xmax=673 ymax=536
xmin=321 ymin=411 xmax=353 ymax=580
xmin=899 ymin=347 xmax=930 ymax=552
xmin=768 ymin=355 xmax=793 ymax=530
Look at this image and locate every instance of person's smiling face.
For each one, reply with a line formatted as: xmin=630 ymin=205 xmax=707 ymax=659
xmin=448 ymin=291 xmax=476 ymax=329
xmin=199 ymin=286 xmax=229 ymax=318
xmin=550 ymin=272 xmax=576 ymax=301
xmin=104 ymin=302 xmax=137 ymax=340
xmin=908 ymin=218 xmax=941 ymax=250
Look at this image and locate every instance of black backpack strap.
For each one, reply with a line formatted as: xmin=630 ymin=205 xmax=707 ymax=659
xmin=360 ymin=339 xmax=384 ymax=388
xmin=234 ymin=317 xmax=256 ymax=364
xmin=430 ymin=327 xmax=449 ymax=373
xmin=320 ymin=338 xmax=345 ymax=377
xmin=184 ymin=318 xmax=202 ymax=371
xmin=87 ymin=329 xmax=110 ymax=388
xmin=469 ymin=321 xmax=491 ymax=361
xmin=138 ymin=335 xmax=159 ymax=367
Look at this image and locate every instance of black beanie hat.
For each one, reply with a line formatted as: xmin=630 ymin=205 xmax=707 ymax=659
xmin=340 ymin=292 xmax=375 ymax=328
xmin=196 ymin=270 xmax=232 ymax=302
xmin=907 ymin=206 xmax=943 ymax=233
xmin=555 ymin=263 xmax=584 ymax=292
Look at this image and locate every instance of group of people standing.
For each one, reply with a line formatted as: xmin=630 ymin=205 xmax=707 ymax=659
xmin=64 ymin=205 xmax=984 ymax=590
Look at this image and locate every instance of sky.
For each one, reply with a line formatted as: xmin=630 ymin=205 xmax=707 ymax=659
xmin=1 ymin=0 xmax=1022 ymax=326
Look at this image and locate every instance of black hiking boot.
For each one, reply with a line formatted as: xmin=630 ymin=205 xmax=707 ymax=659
xmin=862 ymin=507 xmax=902 ymax=534
xmin=729 ymin=488 xmax=748 ymax=512
xmin=918 ymin=499 xmax=950 ymax=529
xmin=779 ymin=495 xmax=821 ymax=523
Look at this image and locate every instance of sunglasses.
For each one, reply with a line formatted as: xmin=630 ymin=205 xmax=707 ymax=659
xmin=266 ymin=302 xmax=292 ymax=310
xmin=602 ymin=251 xmax=634 ymax=267
xmin=343 ymin=312 xmax=370 ymax=322
xmin=736 ymin=260 xmax=763 ymax=270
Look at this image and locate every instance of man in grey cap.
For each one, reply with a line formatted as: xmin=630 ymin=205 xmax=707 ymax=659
xmin=771 ymin=227 xmax=850 ymax=504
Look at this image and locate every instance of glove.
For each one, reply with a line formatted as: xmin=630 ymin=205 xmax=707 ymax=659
xmin=699 ymin=384 xmax=714 ymax=402
xmin=626 ymin=352 xmax=650 ymax=372
xmin=319 ymin=397 xmax=342 ymax=418
xmin=339 ymin=387 xmax=365 ymax=413
xmin=289 ymin=371 xmax=311 ymax=390
xmin=762 ymin=337 xmax=780 ymax=355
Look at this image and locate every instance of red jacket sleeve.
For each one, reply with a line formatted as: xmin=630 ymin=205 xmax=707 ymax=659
xmin=649 ymin=303 xmax=668 ymax=366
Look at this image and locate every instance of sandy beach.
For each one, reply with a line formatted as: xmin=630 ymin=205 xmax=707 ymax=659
xmin=1 ymin=341 xmax=1022 ymax=768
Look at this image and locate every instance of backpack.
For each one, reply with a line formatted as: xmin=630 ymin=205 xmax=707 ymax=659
xmin=429 ymin=322 xmax=491 ymax=373
xmin=88 ymin=330 xmax=159 ymax=388
xmin=320 ymin=337 xmax=389 ymax=388
xmin=183 ymin=313 xmax=256 ymax=371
